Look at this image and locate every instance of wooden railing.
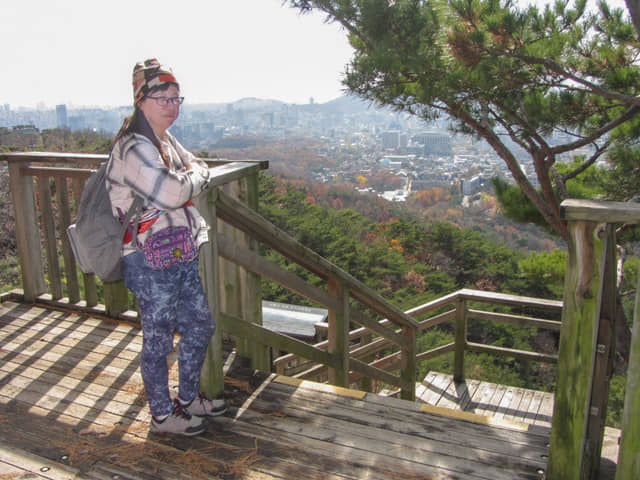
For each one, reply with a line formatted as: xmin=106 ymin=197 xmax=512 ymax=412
xmin=1 ymin=152 xmax=267 ymax=315
xmin=274 ymin=288 xmax=562 ymax=389
xmin=0 ymin=152 xmax=419 ymax=399
xmin=211 ymin=186 xmax=419 ymax=398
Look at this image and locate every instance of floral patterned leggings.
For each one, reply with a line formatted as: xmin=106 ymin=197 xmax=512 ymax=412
xmin=121 ymin=251 xmax=215 ymax=417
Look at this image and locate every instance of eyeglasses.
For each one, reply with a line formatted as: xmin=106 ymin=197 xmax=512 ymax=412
xmin=145 ymin=96 xmax=185 ymax=106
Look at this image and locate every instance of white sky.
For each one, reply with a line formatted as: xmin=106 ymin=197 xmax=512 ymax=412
xmin=1 ymin=0 xmax=353 ymax=109
xmin=2 ymin=0 xmax=629 ymax=110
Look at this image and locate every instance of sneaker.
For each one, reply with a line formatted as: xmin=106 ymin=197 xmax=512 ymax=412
xmin=182 ymin=393 xmax=228 ymax=417
xmin=150 ymin=400 xmax=207 ymax=436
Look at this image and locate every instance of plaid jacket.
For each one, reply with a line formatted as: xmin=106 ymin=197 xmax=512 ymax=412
xmin=106 ymin=132 xmax=211 ymax=256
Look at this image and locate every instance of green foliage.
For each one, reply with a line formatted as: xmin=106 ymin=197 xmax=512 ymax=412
xmin=416 ymin=329 xmax=455 ymax=380
xmin=0 ymin=253 xmax=20 ymax=293
xmin=0 ymin=127 xmax=112 ymax=153
xmin=491 ymin=176 xmax=553 ymax=232
xmin=606 ymin=373 xmax=627 ymax=428
xmin=620 ymin=256 xmax=640 ymax=323
xmin=518 ymin=249 xmax=566 ymax=299
xmin=601 ymin=138 xmax=640 ymax=202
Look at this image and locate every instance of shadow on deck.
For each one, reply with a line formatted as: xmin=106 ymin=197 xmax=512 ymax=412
xmin=0 ymin=299 xmax=616 ymax=479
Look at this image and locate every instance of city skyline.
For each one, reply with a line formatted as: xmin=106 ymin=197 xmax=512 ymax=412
xmin=2 ymin=0 xmax=353 ymax=109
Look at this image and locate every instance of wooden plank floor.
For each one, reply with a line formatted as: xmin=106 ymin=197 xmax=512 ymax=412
xmin=417 ymin=372 xmax=620 ymax=479
xmin=0 ymin=299 xmax=613 ymax=479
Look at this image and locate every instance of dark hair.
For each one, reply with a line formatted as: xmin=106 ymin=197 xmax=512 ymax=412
xmin=112 ymin=83 xmax=177 ymax=165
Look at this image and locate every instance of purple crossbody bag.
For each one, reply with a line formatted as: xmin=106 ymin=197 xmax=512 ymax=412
xmin=142 ymin=207 xmax=197 ymax=269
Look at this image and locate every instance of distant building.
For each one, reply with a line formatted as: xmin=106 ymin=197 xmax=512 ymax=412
xmin=381 ymin=130 xmax=400 ymax=150
xmin=399 ymin=133 xmax=408 ymax=150
xmin=12 ymin=124 xmax=38 ymax=133
xmin=414 ymin=131 xmax=453 ymax=156
xmin=461 ymin=175 xmax=483 ymax=196
xmin=55 ymin=104 xmax=67 ymax=128
xmin=380 ymin=155 xmax=414 ymax=170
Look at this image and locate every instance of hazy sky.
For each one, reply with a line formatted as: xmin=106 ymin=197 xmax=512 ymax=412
xmin=3 ymin=0 xmax=629 ymax=110
xmin=1 ymin=0 xmax=353 ymax=109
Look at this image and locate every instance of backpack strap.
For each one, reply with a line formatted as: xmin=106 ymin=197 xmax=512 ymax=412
xmin=119 ymin=196 xmax=144 ymax=248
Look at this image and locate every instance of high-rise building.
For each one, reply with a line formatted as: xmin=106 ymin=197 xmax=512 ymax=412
xmin=55 ymin=104 xmax=67 ymax=128
xmin=381 ymin=130 xmax=400 ymax=150
xmin=414 ymin=131 xmax=452 ymax=156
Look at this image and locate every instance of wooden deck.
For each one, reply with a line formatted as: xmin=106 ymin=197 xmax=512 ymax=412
xmin=416 ymin=372 xmax=620 ymax=479
xmin=0 ymin=299 xmax=618 ymax=479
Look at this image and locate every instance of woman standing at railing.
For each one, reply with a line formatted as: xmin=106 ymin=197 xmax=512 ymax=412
xmin=106 ymin=58 xmax=226 ymax=436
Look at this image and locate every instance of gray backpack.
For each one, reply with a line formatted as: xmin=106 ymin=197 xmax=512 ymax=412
xmin=67 ymin=161 xmax=143 ymax=282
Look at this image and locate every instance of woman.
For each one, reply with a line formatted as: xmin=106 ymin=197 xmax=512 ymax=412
xmin=106 ymin=58 xmax=226 ymax=436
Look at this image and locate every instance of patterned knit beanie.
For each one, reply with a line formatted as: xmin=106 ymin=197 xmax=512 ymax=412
xmin=132 ymin=58 xmax=178 ymax=104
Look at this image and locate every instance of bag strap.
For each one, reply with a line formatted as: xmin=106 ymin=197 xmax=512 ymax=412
xmin=119 ymin=196 xmax=144 ymax=247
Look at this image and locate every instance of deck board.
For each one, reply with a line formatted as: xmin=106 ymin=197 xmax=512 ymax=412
xmin=418 ymin=372 xmax=620 ymax=479
xmin=0 ymin=299 xmax=618 ymax=479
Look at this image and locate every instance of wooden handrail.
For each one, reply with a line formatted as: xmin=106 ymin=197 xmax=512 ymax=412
xmin=214 ymin=188 xmax=419 ymax=330
xmin=273 ymin=288 xmax=563 ymax=385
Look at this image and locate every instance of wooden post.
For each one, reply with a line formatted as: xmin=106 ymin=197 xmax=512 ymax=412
xmin=37 ymin=177 xmax=63 ymax=300
xmin=328 ymin=278 xmax=349 ymax=387
xmin=199 ymin=187 xmax=225 ymax=397
xmin=242 ymin=173 xmax=268 ymax=371
xmin=103 ymin=282 xmax=130 ymax=317
xmin=217 ymin=178 xmax=267 ymax=370
xmin=584 ymin=225 xmax=617 ymax=477
xmin=400 ymin=324 xmax=416 ymax=401
xmin=7 ymin=160 xmax=45 ymax=301
xmin=616 ymin=263 xmax=640 ymax=479
xmin=55 ymin=176 xmax=80 ymax=304
xmin=360 ymin=331 xmax=373 ymax=392
xmin=453 ymin=296 xmax=467 ymax=382
xmin=547 ymin=220 xmax=606 ymax=480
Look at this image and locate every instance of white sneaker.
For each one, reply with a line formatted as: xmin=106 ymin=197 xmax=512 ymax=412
xmin=182 ymin=393 xmax=228 ymax=417
xmin=150 ymin=400 xmax=207 ymax=436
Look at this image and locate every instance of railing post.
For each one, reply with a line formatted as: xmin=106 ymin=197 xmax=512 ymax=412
xmin=55 ymin=176 xmax=80 ymax=304
xmin=584 ymin=224 xmax=617 ymax=477
xmin=453 ymin=296 xmax=467 ymax=382
xmin=328 ymin=278 xmax=349 ymax=388
xmin=217 ymin=177 xmax=267 ymax=371
xmin=400 ymin=324 xmax=416 ymax=401
xmin=7 ymin=159 xmax=45 ymax=301
xmin=360 ymin=331 xmax=373 ymax=392
xmin=616 ymin=263 xmax=640 ymax=479
xmin=37 ymin=177 xmax=63 ymax=300
xmin=242 ymin=172 xmax=269 ymax=371
xmin=103 ymin=282 xmax=131 ymax=317
xmin=198 ymin=187 xmax=225 ymax=397
xmin=548 ymin=220 xmax=609 ymax=480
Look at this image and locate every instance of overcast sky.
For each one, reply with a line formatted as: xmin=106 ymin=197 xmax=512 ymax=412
xmin=1 ymin=0 xmax=353 ymax=109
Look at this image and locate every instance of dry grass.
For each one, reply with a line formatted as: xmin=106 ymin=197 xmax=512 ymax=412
xmin=49 ymin=424 xmax=261 ymax=480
